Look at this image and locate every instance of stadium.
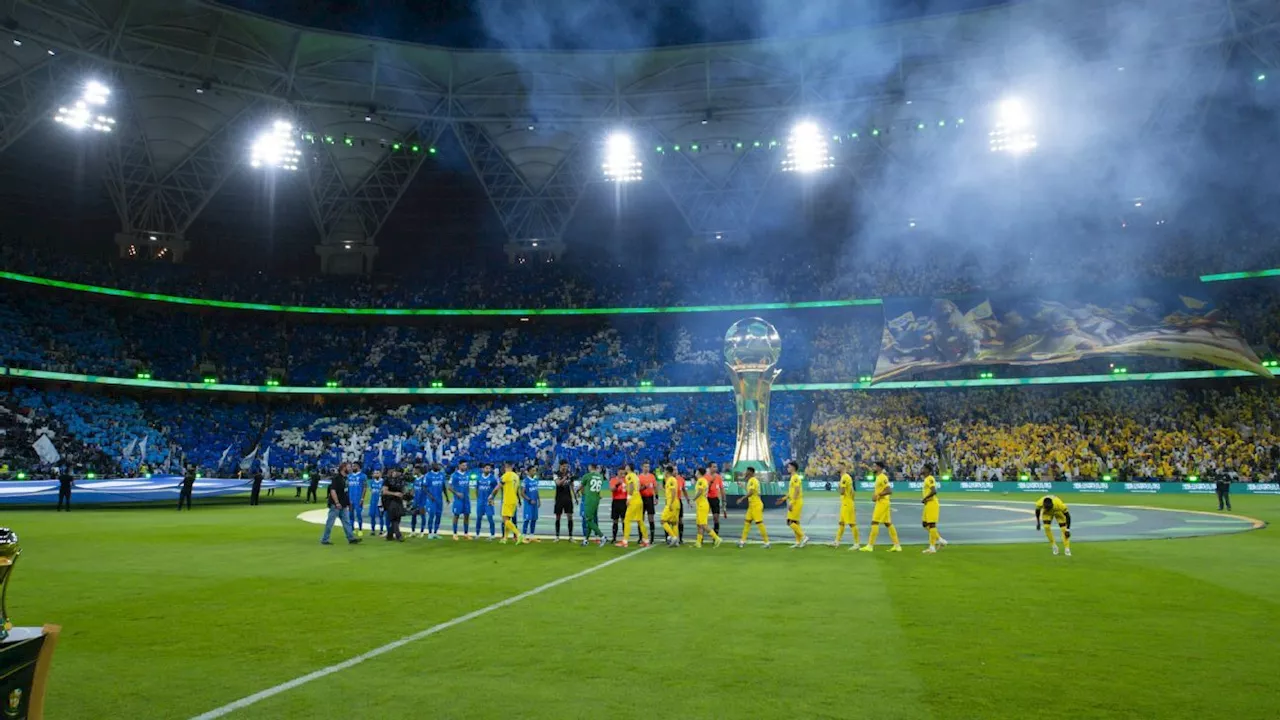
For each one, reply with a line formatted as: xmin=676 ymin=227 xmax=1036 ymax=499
xmin=1 ymin=0 xmax=1279 ymax=717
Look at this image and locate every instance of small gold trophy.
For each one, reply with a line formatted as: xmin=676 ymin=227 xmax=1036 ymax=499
xmin=0 ymin=528 xmax=18 ymax=642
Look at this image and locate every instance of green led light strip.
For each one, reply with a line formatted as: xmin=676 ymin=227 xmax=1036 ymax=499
xmin=1198 ymin=268 xmax=1280 ymax=282
xmin=0 ymin=367 xmax=1257 ymax=395
xmin=0 ymin=271 xmax=879 ymax=316
xmin=2 ymin=266 xmax=1276 ymax=315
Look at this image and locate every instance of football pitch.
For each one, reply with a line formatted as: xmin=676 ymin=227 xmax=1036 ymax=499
xmin=7 ymin=493 xmax=1278 ymax=719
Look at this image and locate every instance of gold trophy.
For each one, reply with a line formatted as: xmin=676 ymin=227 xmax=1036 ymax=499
xmin=0 ymin=528 xmax=17 ymax=641
xmin=724 ymin=318 xmax=782 ymax=491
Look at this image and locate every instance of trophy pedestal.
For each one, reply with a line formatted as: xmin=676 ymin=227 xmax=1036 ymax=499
xmin=0 ymin=624 xmax=60 ymax=719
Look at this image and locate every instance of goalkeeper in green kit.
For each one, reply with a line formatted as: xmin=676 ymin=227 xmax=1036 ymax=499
xmin=577 ymin=463 xmax=607 ymax=547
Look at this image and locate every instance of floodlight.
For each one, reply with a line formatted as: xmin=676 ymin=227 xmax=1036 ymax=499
xmin=602 ymin=131 xmax=642 ymax=182
xmin=250 ymin=119 xmax=301 ymax=171
xmin=988 ymin=96 xmax=1037 ymax=154
xmin=53 ymin=79 xmax=115 ymax=132
xmin=782 ymin=120 xmax=833 ymax=173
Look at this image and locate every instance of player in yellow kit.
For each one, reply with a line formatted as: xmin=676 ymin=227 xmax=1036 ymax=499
xmin=1035 ymin=495 xmax=1072 ymax=556
xmin=775 ymin=461 xmax=809 ymax=548
xmin=692 ymin=468 xmax=722 ymax=548
xmin=660 ymin=470 xmax=681 ymax=546
xmin=737 ymin=467 xmax=771 ymax=548
xmin=618 ymin=463 xmax=650 ymax=548
xmin=920 ymin=464 xmax=948 ymax=554
xmin=834 ymin=468 xmax=861 ymax=550
xmin=860 ymin=461 xmax=902 ymax=552
xmin=494 ymin=461 xmax=524 ymax=545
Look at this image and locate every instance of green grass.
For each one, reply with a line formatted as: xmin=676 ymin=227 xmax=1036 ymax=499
xmin=6 ymin=493 xmax=1278 ymax=719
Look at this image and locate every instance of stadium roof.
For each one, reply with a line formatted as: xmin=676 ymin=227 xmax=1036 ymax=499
xmin=213 ymin=0 xmax=1016 ymax=50
xmin=0 ymin=0 xmax=1275 ymax=268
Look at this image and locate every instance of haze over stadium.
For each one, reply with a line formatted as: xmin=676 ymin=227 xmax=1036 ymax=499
xmin=0 ymin=0 xmax=1278 ymax=718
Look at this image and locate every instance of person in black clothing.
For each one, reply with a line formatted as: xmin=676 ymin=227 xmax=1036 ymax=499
xmin=56 ymin=468 xmax=74 ymax=511
xmin=178 ymin=465 xmax=196 ymax=510
xmin=306 ymin=471 xmax=320 ymax=503
xmin=382 ymin=470 xmax=407 ymax=541
xmin=321 ymin=472 xmax=360 ymax=545
xmin=250 ymin=469 xmax=263 ymax=506
xmin=1215 ymin=473 xmax=1232 ymax=511
xmin=554 ymin=461 xmax=574 ymax=541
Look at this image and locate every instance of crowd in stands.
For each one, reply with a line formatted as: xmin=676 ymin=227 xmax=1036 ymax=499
xmin=808 ymin=384 xmax=1280 ymax=481
xmin=2 ymin=379 xmax=1276 ymax=483
xmin=4 ymin=227 xmax=1279 ymax=310
xmin=1 ymin=226 xmax=1278 ymax=484
xmin=0 ymin=286 xmax=867 ymax=387
xmin=2 ymin=278 xmax=1275 ymax=389
xmin=0 ymin=385 xmax=797 ymax=479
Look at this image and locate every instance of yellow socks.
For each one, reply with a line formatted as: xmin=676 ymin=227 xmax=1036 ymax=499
xmin=852 ymin=525 xmax=861 ymax=546
xmin=867 ymin=524 xmax=880 ymax=546
xmin=887 ymin=525 xmax=900 ymax=546
xmin=504 ymin=519 xmax=521 ymax=540
xmin=790 ymin=523 xmax=804 ymax=542
xmin=758 ymin=524 xmax=770 ymax=543
xmin=928 ymin=527 xmax=939 ymax=546
xmin=1063 ymin=530 xmax=1071 ymax=549
xmin=663 ymin=521 xmax=678 ymax=538
xmin=835 ymin=525 xmax=846 ymax=544
xmin=1044 ymin=524 xmax=1056 ymax=545
xmin=741 ymin=523 xmax=751 ymax=543
xmin=709 ymin=528 xmax=720 ymax=542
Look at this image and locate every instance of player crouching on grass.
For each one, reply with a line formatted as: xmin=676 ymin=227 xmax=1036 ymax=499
xmin=1035 ymin=495 xmax=1072 ymax=556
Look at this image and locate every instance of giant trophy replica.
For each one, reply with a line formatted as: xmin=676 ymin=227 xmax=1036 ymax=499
xmin=0 ymin=528 xmax=17 ymax=642
xmin=724 ymin=318 xmax=783 ymax=499
xmin=0 ymin=528 xmax=61 ymax=720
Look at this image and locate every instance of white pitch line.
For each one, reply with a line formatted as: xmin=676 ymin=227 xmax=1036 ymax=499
xmin=189 ymin=546 xmax=651 ymax=720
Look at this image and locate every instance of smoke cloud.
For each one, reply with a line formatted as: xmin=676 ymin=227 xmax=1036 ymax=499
xmin=469 ymin=0 xmax=1279 ymax=290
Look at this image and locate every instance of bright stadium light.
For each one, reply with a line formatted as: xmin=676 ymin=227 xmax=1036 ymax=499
xmin=54 ymin=79 xmax=116 ymax=132
xmin=782 ymin=120 xmax=833 ymax=173
xmin=602 ymin=131 xmax=641 ymax=182
xmin=988 ymin=96 xmax=1037 ymax=154
xmin=250 ymin=119 xmax=301 ymax=171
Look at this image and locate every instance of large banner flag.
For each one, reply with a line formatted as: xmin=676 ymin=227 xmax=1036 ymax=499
xmin=32 ymin=434 xmax=60 ymax=465
xmin=874 ymin=283 xmax=1272 ymax=381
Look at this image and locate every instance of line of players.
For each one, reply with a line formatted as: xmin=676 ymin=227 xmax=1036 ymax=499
xmin=335 ymin=458 xmax=1075 ymax=554
xmin=336 ymin=459 xmax=733 ymax=547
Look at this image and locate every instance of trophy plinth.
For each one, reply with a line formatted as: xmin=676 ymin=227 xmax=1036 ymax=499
xmin=0 ymin=529 xmax=18 ymax=642
xmin=724 ymin=318 xmax=782 ymax=491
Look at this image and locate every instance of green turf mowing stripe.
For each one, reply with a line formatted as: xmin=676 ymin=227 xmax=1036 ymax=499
xmin=187 ymin=547 xmax=651 ymax=719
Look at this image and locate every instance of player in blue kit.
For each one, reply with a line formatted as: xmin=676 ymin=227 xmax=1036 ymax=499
xmin=423 ymin=463 xmax=448 ymax=538
xmin=366 ymin=470 xmax=386 ymax=536
xmin=346 ymin=462 xmax=368 ymax=534
xmin=450 ymin=461 xmax=473 ymax=540
xmin=409 ymin=467 xmax=430 ymax=536
xmin=475 ymin=463 xmax=499 ymax=540
xmin=521 ymin=464 xmax=541 ymax=537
